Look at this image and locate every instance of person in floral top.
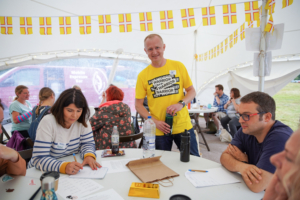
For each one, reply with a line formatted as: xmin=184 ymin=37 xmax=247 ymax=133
xmin=90 ymin=85 xmax=137 ymax=150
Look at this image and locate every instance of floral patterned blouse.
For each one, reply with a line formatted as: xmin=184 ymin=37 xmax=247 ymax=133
xmin=90 ymin=101 xmax=137 ymax=150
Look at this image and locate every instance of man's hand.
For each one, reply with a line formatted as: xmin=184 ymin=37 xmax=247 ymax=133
xmin=213 ymin=92 xmax=217 ymax=96
xmin=240 ymin=164 xmax=262 ymax=185
xmin=166 ymin=103 xmax=183 ymax=116
xmin=152 ymin=118 xmax=170 ymax=134
xmin=225 ymin=144 xmax=248 ymax=163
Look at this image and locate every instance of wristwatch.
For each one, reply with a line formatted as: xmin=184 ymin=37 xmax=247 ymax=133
xmin=178 ymin=100 xmax=186 ymax=108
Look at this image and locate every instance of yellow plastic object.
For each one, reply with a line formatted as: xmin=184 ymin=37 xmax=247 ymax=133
xmin=128 ymin=182 xmax=160 ymax=199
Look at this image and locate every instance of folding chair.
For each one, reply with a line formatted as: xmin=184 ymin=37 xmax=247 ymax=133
xmin=119 ymin=132 xmax=144 ymax=148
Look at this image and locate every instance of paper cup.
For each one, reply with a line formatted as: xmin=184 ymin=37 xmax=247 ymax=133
xmin=40 ymin=171 xmax=60 ymax=191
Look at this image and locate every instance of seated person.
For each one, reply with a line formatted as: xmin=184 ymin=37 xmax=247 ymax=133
xmin=221 ymin=88 xmax=241 ymax=138
xmin=220 ymin=91 xmax=293 ymax=193
xmin=0 ymin=144 xmax=26 ymax=176
xmin=28 ymin=88 xmax=101 ymax=175
xmin=263 ymin=129 xmax=300 ymax=200
xmin=29 ymin=87 xmax=55 ymax=141
xmin=9 ymin=85 xmax=33 ymax=138
xmin=90 ymin=85 xmax=137 ymax=150
xmin=204 ymin=84 xmax=229 ymax=136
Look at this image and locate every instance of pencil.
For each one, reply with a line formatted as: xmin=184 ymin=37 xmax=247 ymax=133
xmin=189 ymin=169 xmax=208 ymax=173
xmin=73 ymin=153 xmax=77 ymax=162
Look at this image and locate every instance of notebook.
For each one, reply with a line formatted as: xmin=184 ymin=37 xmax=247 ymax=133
xmin=0 ymin=174 xmax=40 ymax=200
xmin=185 ymin=167 xmax=240 ymax=188
xmin=69 ymin=166 xmax=108 ymax=179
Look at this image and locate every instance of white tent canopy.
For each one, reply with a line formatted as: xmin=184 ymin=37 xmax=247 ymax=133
xmin=1 ymin=0 xmax=300 ymax=105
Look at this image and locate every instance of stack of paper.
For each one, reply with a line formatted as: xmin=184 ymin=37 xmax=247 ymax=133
xmin=69 ymin=166 xmax=108 ymax=179
xmin=185 ymin=168 xmax=240 ymax=188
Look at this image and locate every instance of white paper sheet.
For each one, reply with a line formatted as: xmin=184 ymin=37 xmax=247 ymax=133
xmin=101 ymin=158 xmax=139 ymax=173
xmin=56 ymin=176 xmax=103 ymax=200
xmin=185 ymin=168 xmax=240 ymax=188
xmin=69 ymin=166 xmax=108 ymax=179
xmin=80 ymin=189 xmax=124 ymax=200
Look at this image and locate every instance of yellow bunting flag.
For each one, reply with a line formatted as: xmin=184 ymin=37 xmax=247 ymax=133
xmin=244 ymin=1 xmax=259 ymax=22
xmin=213 ymin=47 xmax=216 ymax=58
xmin=181 ymin=8 xmax=195 ymax=28
xmin=194 ymin=54 xmax=198 ymax=61
xmin=223 ymin=4 xmax=237 ymax=24
xmin=99 ymin=15 xmax=112 ymax=33
xmin=119 ymin=14 xmax=132 ymax=32
xmin=248 ymin=21 xmax=254 ymax=28
xmin=204 ymin=52 xmax=207 ymax=61
xmin=79 ymin=16 xmax=91 ymax=34
xmin=240 ymin=23 xmax=245 ymax=40
xmin=139 ymin=12 xmax=153 ymax=31
xmin=202 ymin=7 xmax=216 ymax=26
xmin=20 ymin=17 xmax=32 ymax=35
xmin=199 ymin=54 xmax=203 ymax=61
xmin=225 ymin=38 xmax=228 ymax=51
xmin=217 ymin=45 xmax=220 ymax=56
xmin=229 ymin=34 xmax=233 ymax=48
xmin=39 ymin=17 xmax=52 ymax=35
xmin=0 ymin=17 xmax=13 ymax=35
xmin=256 ymin=19 xmax=260 ymax=27
xmin=234 ymin=29 xmax=238 ymax=44
xmin=221 ymin=42 xmax=224 ymax=54
xmin=265 ymin=0 xmax=275 ymax=15
xmin=282 ymin=0 xmax=293 ymax=8
xmin=59 ymin=17 xmax=71 ymax=35
xmin=160 ymin=10 xmax=174 ymax=30
xmin=264 ymin=15 xmax=274 ymax=34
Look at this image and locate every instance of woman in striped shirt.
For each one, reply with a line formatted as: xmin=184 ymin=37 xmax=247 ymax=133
xmin=28 ymin=88 xmax=101 ymax=174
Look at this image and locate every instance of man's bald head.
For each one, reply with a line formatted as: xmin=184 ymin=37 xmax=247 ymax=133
xmin=144 ymin=34 xmax=164 ymax=46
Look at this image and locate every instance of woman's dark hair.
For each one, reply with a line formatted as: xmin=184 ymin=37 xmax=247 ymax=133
xmin=0 ymin=99 xmax=4 ymax=110
xmin=231 ymin=88 xmax=241 ymax=99
xmin=50 ymin=88 xmax=90 ymax=127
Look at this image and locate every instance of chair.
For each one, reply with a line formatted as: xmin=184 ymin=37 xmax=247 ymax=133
xmin=1 ymin=118 xmax=12 ymax=144
xmin=119 ymin=132 xmax=144 ymax=148
xmin=18 ymin=148 xmax=33 ymax=167
xmin=189 ymin=114 xmax=210 ymax=151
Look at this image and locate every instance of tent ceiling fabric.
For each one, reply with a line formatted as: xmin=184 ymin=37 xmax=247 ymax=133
xmin=1 ymin=0 xmax=300 ymax=102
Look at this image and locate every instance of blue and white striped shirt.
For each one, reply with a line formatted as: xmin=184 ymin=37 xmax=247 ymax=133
xmin=213 ymin=93 xmax=229 ymax=112
xmin=28 ymin=114 xmax=96 ymax=173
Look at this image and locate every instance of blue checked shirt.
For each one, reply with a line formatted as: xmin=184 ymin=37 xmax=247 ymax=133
xmin=213 ymin=93 xmax=229 ymax=112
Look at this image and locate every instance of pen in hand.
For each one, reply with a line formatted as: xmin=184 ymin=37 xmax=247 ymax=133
xmin=73 ymin=153 xmax=80 ymax=172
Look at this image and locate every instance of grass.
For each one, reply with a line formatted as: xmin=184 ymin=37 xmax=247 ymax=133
xmin=273 ymin=83 xmax=300 ymax=131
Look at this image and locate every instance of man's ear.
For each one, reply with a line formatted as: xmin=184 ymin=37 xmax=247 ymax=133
xmin=144 ymin=48 xmax=147 ymax=53
xmin=163 ymin=44 xmax=166 ymax=50
xmin=264 ymin=112 xmax=272 ymax=122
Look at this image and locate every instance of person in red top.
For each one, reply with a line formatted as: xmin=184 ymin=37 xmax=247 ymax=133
xmin=0 ymin=144 xmax=26 ymax=176
xmin=90 ymin=85 xmax=137 ymax=150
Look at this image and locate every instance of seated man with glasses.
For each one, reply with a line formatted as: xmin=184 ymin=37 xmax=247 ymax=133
xmin=220 ymin=91 xmax=293 ymax=193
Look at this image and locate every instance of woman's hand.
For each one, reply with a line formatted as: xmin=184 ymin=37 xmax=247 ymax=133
xmin=66 ymin=161 xmax=83 ymax=175
xmin=82 ymin=156 xmax=102 ymax=170
xmin=0 ymin=144 xmax=19 ymax=162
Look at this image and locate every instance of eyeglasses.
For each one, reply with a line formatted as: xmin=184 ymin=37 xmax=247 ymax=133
xmin=237 ymin=112 xmax=266 ymax=121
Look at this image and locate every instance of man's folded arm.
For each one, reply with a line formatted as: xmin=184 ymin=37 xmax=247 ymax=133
xmin=220 ymin=151 xmax=273 ymax=193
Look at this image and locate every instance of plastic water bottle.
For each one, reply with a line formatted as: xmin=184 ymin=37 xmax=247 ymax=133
xmin=143 ymin=116 xmax=156 ymax=158
xmin=111 ymin=126 xmax=119 ymax=154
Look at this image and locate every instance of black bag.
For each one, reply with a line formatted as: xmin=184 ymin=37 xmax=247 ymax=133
xmin=132 ymin=116 xmax=140 ymax=134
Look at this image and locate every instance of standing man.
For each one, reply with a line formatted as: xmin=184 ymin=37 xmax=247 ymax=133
xmin=204 ymin=84 xmax=229 ymax=136
xmin=135 ymin=34 xmax=200 ymax=156
xmin=220 ymin=92 xmax=293 ymax=193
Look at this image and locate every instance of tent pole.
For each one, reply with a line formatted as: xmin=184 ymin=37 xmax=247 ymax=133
xmin=107 ymin=49 xmax=123 ymax=86
xmin=194 ymin=30 xmax=198 ymax=93
xmin=258 ymin=0 xmax=268 ymax=92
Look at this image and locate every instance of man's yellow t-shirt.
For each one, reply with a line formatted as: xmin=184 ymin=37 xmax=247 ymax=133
xmin=135 ymin=59 xmax=193 ymax=136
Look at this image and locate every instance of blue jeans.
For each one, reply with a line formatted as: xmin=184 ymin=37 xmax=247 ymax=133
xmin=155 ymin=128 xmax=200 ymax=157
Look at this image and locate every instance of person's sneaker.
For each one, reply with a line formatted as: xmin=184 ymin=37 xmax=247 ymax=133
xmin=215 ymin=130 xmax=222 ymax=137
